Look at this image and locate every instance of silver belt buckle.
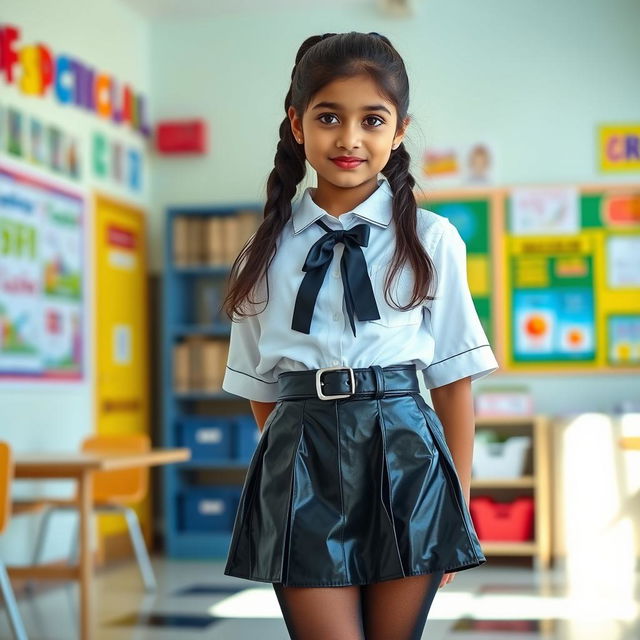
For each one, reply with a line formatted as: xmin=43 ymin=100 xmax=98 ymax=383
xmin=315 ymin=366 xmax=356 ymax=400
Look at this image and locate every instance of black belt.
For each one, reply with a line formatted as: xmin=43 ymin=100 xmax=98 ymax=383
xmin=277 ymin=364 xmax=419 ymax=401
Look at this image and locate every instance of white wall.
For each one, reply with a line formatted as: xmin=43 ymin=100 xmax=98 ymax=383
xmin=0 ymin=0 xmax=152 ymax=563
xmin=148 ymin=0 xmax=640 ymax=414
xmin=1 ymin=0 xmax=638 ymax=565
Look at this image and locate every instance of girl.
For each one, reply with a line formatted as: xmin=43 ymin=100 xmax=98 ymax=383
xmin=221 ymin=31 xmax=499 ymax=640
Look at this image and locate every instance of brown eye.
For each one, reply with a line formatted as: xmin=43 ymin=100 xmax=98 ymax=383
xmin=318 ymin=113 xmax=339 ymax=125
xmin=365 ymin=116 xmax=384 ymax=127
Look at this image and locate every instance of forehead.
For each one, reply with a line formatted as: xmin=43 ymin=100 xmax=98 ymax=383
xmin=308 ymin=75 xmax=395 ymax=113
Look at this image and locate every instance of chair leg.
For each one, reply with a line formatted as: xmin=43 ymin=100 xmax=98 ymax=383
xmin=67 ymin=515 xmax=80 ymax=565
xmin=122 ymin=507 xmax=156 ymax=592
xmin=25 ymin=505 xmax=56 ymax=595
xmin=0 ymin=560 xmax=28 ymax=640
xmin=31 ymin=506 xmax=55 ymax=566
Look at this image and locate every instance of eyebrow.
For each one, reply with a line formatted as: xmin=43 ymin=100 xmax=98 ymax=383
xmin=311 ymin=101 xmax=392 ymax=116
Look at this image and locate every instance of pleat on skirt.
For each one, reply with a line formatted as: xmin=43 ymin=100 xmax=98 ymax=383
xmin=223 ymin=390 xmax=486 ymax=587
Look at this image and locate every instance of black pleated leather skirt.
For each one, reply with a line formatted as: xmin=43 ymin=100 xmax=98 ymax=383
xmin=223 ymin=364 xmax=486 ymax=587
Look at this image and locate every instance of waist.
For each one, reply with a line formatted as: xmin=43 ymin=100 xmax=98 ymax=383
xmin=277 ymin=364 xmax=419 ymax=401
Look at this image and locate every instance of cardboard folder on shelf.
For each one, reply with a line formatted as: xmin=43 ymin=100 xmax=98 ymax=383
xmin=173 ymin=217 xmax=190 ymax=266
xmin=205 ymin=217 xmax=225 ymax=266
xmin=174 ymin=342 xmax=190 ymax=392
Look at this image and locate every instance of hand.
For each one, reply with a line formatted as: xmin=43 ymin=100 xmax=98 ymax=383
xmin=439 ymin=571 xmax=456 ymax=588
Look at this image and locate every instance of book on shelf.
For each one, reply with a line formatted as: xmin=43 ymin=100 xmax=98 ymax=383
xmin=172 ymin=210 xmax=261 ymax=266
xmin=173 ymin=336 xmax=229 ymax=393
xmin=194 ymin=278 xmax=226 ymax=326
xmin=174 ymin=341 xmax=190 ymax=392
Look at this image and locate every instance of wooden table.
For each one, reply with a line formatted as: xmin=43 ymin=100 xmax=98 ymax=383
xmin=7 ymin=448 xmax=191 ymax=640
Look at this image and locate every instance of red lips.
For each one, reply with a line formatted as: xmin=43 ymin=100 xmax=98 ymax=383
xmin=331 ymin=156 xmax=365 ymax=169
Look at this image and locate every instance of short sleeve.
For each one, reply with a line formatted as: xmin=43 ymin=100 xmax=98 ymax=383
xmin=221 ymin=235 xmax=280 ymax=402
xmin=221 ymin=310 xmax=280 ymax=402
xmin=422 ymin=221 xmax=499 ymax=390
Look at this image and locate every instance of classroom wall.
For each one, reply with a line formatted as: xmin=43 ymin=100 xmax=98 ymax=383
xmin=147 ymin=0 xmax=640 ymax=413
xmin=0 ymin=0 xmax=152 ymax=563
xmin=1 ymin=0 xmax=638 ymax=566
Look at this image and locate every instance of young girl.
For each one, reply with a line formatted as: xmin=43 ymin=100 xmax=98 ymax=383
xmin=221 ymin=31 xmax=499 ymax=640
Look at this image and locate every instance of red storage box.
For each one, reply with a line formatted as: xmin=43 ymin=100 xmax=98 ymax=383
xmin=469 ymin=495 xmax=534 ymax=541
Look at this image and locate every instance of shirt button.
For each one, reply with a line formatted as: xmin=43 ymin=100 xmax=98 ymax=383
xmin=332 ymin=359 xmax=340 ymax=365
xmin=332 ymin=270 xmax=340 ymax=278
xmin=332 ymin=312 xmax=340 ymax=321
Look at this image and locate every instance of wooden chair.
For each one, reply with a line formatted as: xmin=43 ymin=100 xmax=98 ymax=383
xmin=30 ymin=434 xmax=156 ymax=592
xmin=0 ymin=441 xmax=29 ymax=640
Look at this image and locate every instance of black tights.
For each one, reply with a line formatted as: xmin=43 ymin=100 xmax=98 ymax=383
xmin=272 ymin=570 xmax=444 ymax=640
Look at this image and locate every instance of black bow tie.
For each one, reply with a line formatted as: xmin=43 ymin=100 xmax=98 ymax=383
xmin=291 ymin=219 xmax=381 ymax=337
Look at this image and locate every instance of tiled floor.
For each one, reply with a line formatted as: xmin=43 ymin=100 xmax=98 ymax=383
xmin=1 ymin=558 xmax=639 ymax=639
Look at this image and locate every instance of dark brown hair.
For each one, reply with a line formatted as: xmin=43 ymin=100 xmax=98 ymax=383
xmin=223 ymin=31 xmax=436 ymax=319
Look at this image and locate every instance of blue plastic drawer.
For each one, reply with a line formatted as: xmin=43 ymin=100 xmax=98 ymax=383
xmin=178 ymin=416 xmax=233 ymax=461
xmin=179 ymin=486 xmax=242 ymax=532
xmin=234 ymin=414 xmax=262 ymax=462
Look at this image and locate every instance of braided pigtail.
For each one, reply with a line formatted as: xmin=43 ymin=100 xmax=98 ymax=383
xmin=381 ymin=143 xmax=435 ymax=310
xmin=224 ymin=30 xmax=436 ymax=319
xmin=224 ymin=35 xmax=330 ymax=318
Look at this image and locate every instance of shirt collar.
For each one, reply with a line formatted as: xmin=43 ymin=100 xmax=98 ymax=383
xmin=291 ymin=178 xmax=393 ymax=235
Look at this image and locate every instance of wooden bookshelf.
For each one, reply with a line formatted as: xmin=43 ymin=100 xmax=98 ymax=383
xmin=471 ymin=415 xmax=552 ymax=570
xmin=162 ymin=203 xmax=262 ymax=558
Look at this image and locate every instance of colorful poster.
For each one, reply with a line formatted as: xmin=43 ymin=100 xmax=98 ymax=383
xmin=608 ymin=315 xmax=640 ymax=365
xmin=0 ymin=164 xmax=85 ymax=380
xmin=513 ymin=289 xmax=595 ymax=361
xmin=606 ymin=235 xmax=640 ymax=288
xmin=505 ymin=188 xmax=640 ymax=370
xmin=510 ymin=186 xmax=580 ymax=236
xmin=418 ymin=197 xmax=493 ymax=343
xmin=422 ymin=142 xmax=497 ymax=187
xmin=598 ymin=124 xmax=640 ymax=173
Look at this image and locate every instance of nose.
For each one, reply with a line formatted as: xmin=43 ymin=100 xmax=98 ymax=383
xmin=337 ymin=121 xmax=361 ymax=150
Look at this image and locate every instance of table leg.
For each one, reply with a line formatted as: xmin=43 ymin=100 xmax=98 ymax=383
xmin=78 ymin=470 xmax=93 ymax=640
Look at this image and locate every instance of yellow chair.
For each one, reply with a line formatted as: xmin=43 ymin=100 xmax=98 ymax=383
xmin=30 ymin=434 xmax=156 ymax=591
xmin=0 ymin=441 xmax=29 ymax=640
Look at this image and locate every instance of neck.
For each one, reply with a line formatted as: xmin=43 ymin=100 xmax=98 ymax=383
xmin=311 ymin=176 xmax=380 ymax=217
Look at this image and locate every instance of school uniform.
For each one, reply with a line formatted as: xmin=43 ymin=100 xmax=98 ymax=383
xmin=222 ymin=177 xmax=499 ymax=587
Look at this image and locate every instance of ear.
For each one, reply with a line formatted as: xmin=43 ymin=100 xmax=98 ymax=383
xmin=288 ymin=106 xmax=304 ymax=144
xmin=392 ymin=115 xmax=411 ymax=149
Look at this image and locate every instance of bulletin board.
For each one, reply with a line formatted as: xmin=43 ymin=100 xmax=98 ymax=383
xmin=504 ymin=185 xmax=640 ymax=372
xmin=417 ymin=188 xmax=503 ymax=346
xmin=0 ymin=163 xmax=86 ymax=381
xmin=418 ymin=184 xmax=640 ymax=374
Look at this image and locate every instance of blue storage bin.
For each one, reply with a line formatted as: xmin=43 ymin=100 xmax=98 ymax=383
xmin=180 ymin=485 xmax=242 ymax=532
xmin=178 ymin=416 xmax=233 ymax=461
xmin=234 ymin=414 xmax=262 ymax=462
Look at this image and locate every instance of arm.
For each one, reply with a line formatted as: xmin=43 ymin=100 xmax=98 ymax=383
xmin=250 ymin=400 xmax=277 ymax=432
xmin=430 ymin=375 xmax=475 ymax=506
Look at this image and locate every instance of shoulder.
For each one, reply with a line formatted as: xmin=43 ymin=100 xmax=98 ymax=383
xmin=415 ymin=207 xmax=459 ymax=255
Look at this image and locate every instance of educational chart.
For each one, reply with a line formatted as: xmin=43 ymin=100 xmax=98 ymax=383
xmin=0 ymin=164 xmax=85 ymax=380
xmin=417 ymin=194 xmax=494 ymax=344
xmin=505 ymin=186 xmax=640 ymax=370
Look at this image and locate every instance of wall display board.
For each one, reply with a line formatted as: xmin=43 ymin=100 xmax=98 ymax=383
xmin=504 ymin=185 xmax=640 ymax=371
xmin=0 ymin=163 xmax=85 ymax=381
xmin=417 ymin=189 xmax=502 ymax=346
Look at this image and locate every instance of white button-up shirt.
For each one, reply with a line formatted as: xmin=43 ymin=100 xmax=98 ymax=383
xmin=222 ymin=178 xmax=499 ymax=402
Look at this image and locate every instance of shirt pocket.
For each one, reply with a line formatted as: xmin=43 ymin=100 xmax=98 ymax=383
xmin=367 ymin=262 xmax=423 ymax=328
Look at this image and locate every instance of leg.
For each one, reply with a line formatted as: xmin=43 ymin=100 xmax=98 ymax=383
xmin=78 ymin=470 xmax=93 ymax=640
xmin=272 ymin=582 xmax=365 ymax=640
xmin=68 ymin=513 xmax=80 ymax=564
xmin=0 ymin=560 xmax=28 ymax=640
xmin=26 ymin=505 xmax=55 ymax=593
xmin=360 ymin=570 xmax=444 ymax=640
xmin=122 ymin=506 xmax=157 ymax=591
